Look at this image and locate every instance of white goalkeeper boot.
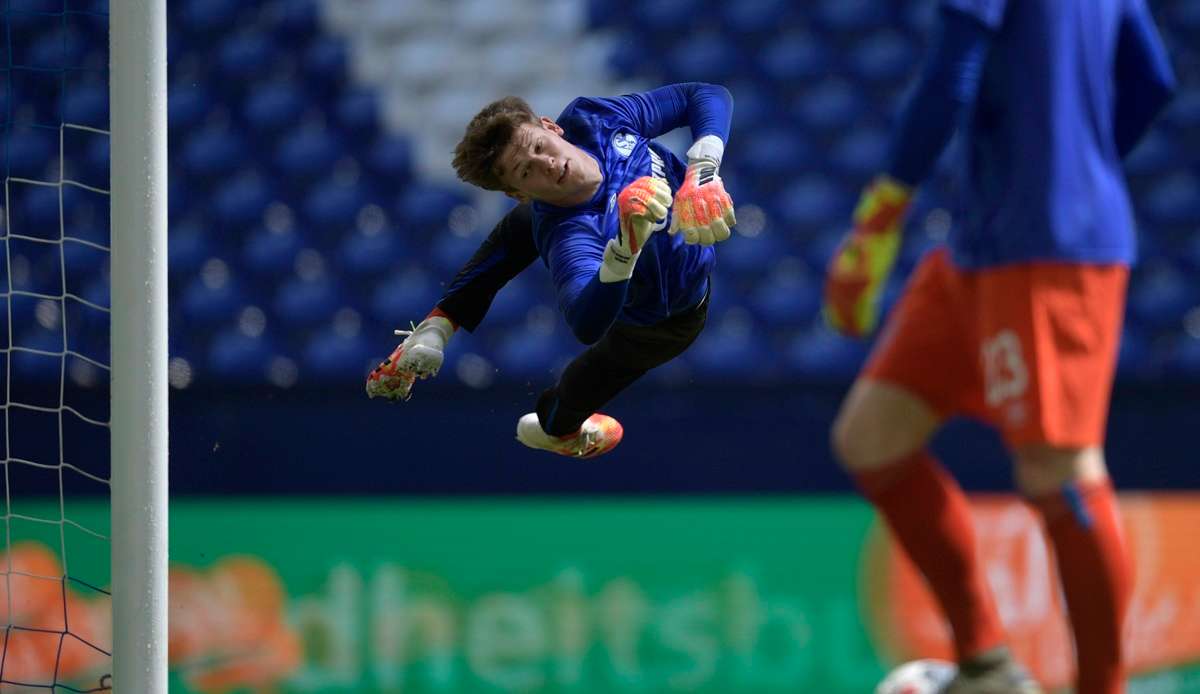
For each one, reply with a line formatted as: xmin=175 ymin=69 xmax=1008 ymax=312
xmin=365 ymin=315 xmax=453 ymax=401
xmin=515 ymin=412 xmax=624 ymax=459
xmin=944 ymin=648 xmax=1043 ymax=694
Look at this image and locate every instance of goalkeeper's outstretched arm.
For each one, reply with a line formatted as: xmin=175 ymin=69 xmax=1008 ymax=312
xmin=435 ymin=203 xmax=539 ymax=332
xmin=366 ymin=204 xmax=539 ymax=401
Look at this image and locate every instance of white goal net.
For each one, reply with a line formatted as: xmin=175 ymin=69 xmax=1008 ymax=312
xmin=0 ymin=1 xmax=134 ymax=690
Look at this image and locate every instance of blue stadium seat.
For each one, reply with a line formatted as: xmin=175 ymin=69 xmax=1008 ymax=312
xmin=1140 ymin=173 xmax=1200 ymax=226
xmin=265 ymin=0 xmax=319 ymax=39
xmin=12 ymin=332 xmax=62 ymax=379
xmin=180 ymin=262 xmax=243 ymax=326
xmin=18 ymin=184 xmax=62 ymax=228
xmin=1170 ymin=0 xmax=1200 ymax=29
xmin=167 ymin=83 xmax=212 ymax=132
xmin=82 ymin=275 xmax=110 ymax=312
xmin=748 ymin=259 xmax=822 ymax=327
xmin=586 ymin=0 xmax=620 ymax=28
xmin=169 ymin=219 xmax=213 ymax=275
xmin=179 ymin=0 xmax=241 ymax=35
xmin=665 ymin=34 xmax=744 ymax=82
xmin=851 ymin=31 xmax=918 ymax=82
xmin=741 ymin=127 xmax=812 ymax=179
xmin=686 ymin=308 xmax=778 ymax=382
xmin=364 ymin=135 xmax=414 ymax=181
xmin=303 ymin=323 xmax=372 ymax=379
xmin=274 ymin=274 xmax=341 ymax=328
xmin=242 ymin=223 xmax=303 ymax=277
xmin=1127 ymin=261 xmax=1198 ymax=330
xmin=1116 ymin=327 xmax=1154 ymax=380
xmin=494 ymin=328 xmax=571 ymax=380
xmin=785 ymin=325 xmax=871 ymax=381
xmin=1182 ymin=234 xmax=1200 ymax=274
xmin=216 ymin=32 xmax=277 ymax=84
xmin=793 ymin=79 xmax=865 ymax=131
xmin=243 ymin=81 xmax=307 ymax=136
xmin=27 ymin=27 xmax=86 ymax=70
xmin=212 ymin=171 xmax=274 ymax=230
xmin=275 ymin=125 xmax=343 ymax=183
xmin=370 ymin=268 xmax=441 ymax=326
xmin=207 ymin=327 xmax=274 ymax=381
xmin=303 ymin=36 xmax=348 ymax=93
xmin=395 ymin=183 xmax=470 ymax=233
xmin=1123 ymin=129 xmax=1175 ymax=177
xmin=483 ymin=276 xmax=541 ymax=326
xmin=1165 ymin=87 xmax=1200 ymax=129
xmin=717 ymin=227 xmax=790 ymax=278
xmin=335 ymin=89 xmax=380 ymax=142
xmin=724 ymin=82 xmax=774 ymax=136
xmin=62 ymin=82 xmax=108 ymax=129
xmin=722 ymin=0 xmax=797 ymax=35
xmin=756 ymin=32 xmax=830 ymax=83
xmin=606 ymin=35 xmax=656 ymax=79
xmin=429 ymin=231 xmax=487 ymax=276
xmin=830 ymin=126 xmax=890 ymax=178
xmin=339 ymin=226 xmax=405 ymax=277
xmin=62 ymin=231 xmax=108 ymax=281
xmin=1167 ymin=335 xmax=1200 ymax=380
xmin=816 ymin=0 xmax=887 ymax=31
xmin=774 ymin=177 xmax=850 ymax=229
xmin=632 ymin=0 xmax=704 ymax=33
xmin=303 ymin=177 xmax=370 ymax=231
xmin=181 ymin=123 xmax=244 ymax=181
xmin=5 ymin=126 xmax=56 ymax=180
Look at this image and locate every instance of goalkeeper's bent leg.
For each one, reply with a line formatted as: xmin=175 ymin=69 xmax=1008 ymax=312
xmin=536 ymin=293 xmax=709 ymax=436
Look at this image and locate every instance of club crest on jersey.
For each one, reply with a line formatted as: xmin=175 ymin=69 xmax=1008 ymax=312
xmin=612 ymin=132 xmax=637 ymax=158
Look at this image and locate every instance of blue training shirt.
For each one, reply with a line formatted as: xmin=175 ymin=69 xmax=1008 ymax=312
xmin=531 ymin=83 xmax=732 ymax=344
xmin=896 ymin=0 xmax=1174 ymax=269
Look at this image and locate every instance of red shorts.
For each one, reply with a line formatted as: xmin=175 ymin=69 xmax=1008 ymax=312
xmin=863 ymin=249 xmax=1128 ymax=448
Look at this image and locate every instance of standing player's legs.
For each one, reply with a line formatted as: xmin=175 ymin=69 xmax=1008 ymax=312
xmin=832 ymin=249 xmax=1011 ymax=666
xmin=978 ymin=263 xmax=1131 ymax=694
xmin=518 ymin=286 xmax=710 ymax=456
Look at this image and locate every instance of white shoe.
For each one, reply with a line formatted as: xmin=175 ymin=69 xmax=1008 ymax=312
xmin=515 ymin=412 xmax=624 ymax=458
xmin=945 ymin=648 xmax=1043 ymax=694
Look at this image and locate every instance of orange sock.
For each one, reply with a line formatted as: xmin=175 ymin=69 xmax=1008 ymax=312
xmin=855 ymin=451 xmax=1007 ymax=660
xmin=1031 ymin=480 xmax=1131 ymax=694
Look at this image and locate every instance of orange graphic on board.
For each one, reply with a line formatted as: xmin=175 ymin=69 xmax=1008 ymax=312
xmin=0 ymin=542 xmax=300 ymax=693
xmin=862 ymin=494 xmax=1200 ymax=690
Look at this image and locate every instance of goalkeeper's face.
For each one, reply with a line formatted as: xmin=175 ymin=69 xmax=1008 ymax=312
xmin=496 ymin=118 xmax=601 ymax=207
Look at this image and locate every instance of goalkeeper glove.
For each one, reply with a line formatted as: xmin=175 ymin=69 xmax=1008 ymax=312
xmin=669 ymin=135 xmax=736 ymax=246
xmin=365 ymin=314 xmax=454 ymax=401
xmin=600 ymin=176 xmax=672 ymax=283
xmin=823 ymin=175 xmax=913 ymax=337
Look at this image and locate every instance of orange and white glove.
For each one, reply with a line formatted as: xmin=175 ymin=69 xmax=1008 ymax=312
xmin=600 ymin=176 xmax=672 ymax=283
xmin=669 ymin=135 xmax=736 ymax=246
xmin=823 ymin=175 xmax=913 ymax=337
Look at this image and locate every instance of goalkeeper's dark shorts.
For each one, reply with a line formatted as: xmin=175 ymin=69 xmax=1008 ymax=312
xmin=536 ymin=282 xmax=710 ymax=437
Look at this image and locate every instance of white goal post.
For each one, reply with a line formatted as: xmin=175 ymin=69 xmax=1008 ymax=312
xmin=109 ymin=0 xmax=169 ymax=691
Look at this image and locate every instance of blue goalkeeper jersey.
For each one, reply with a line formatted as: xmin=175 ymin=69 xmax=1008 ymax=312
xmin=937 ymin=0 xmax=1171 ymax=269
xmin=531 ymin=83 xmax=731 ymax=343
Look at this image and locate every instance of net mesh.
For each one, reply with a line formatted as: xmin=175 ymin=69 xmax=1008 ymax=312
xmin=2 ymin=1 xmax=113 ymax=691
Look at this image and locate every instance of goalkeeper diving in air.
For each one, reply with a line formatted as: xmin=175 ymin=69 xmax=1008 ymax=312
xmin=365 ymin=83 xmax=737 ymax=459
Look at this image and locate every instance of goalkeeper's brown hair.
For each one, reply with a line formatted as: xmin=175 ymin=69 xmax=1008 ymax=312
xmin=452 ymin=96 xmax=539 ymax=192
